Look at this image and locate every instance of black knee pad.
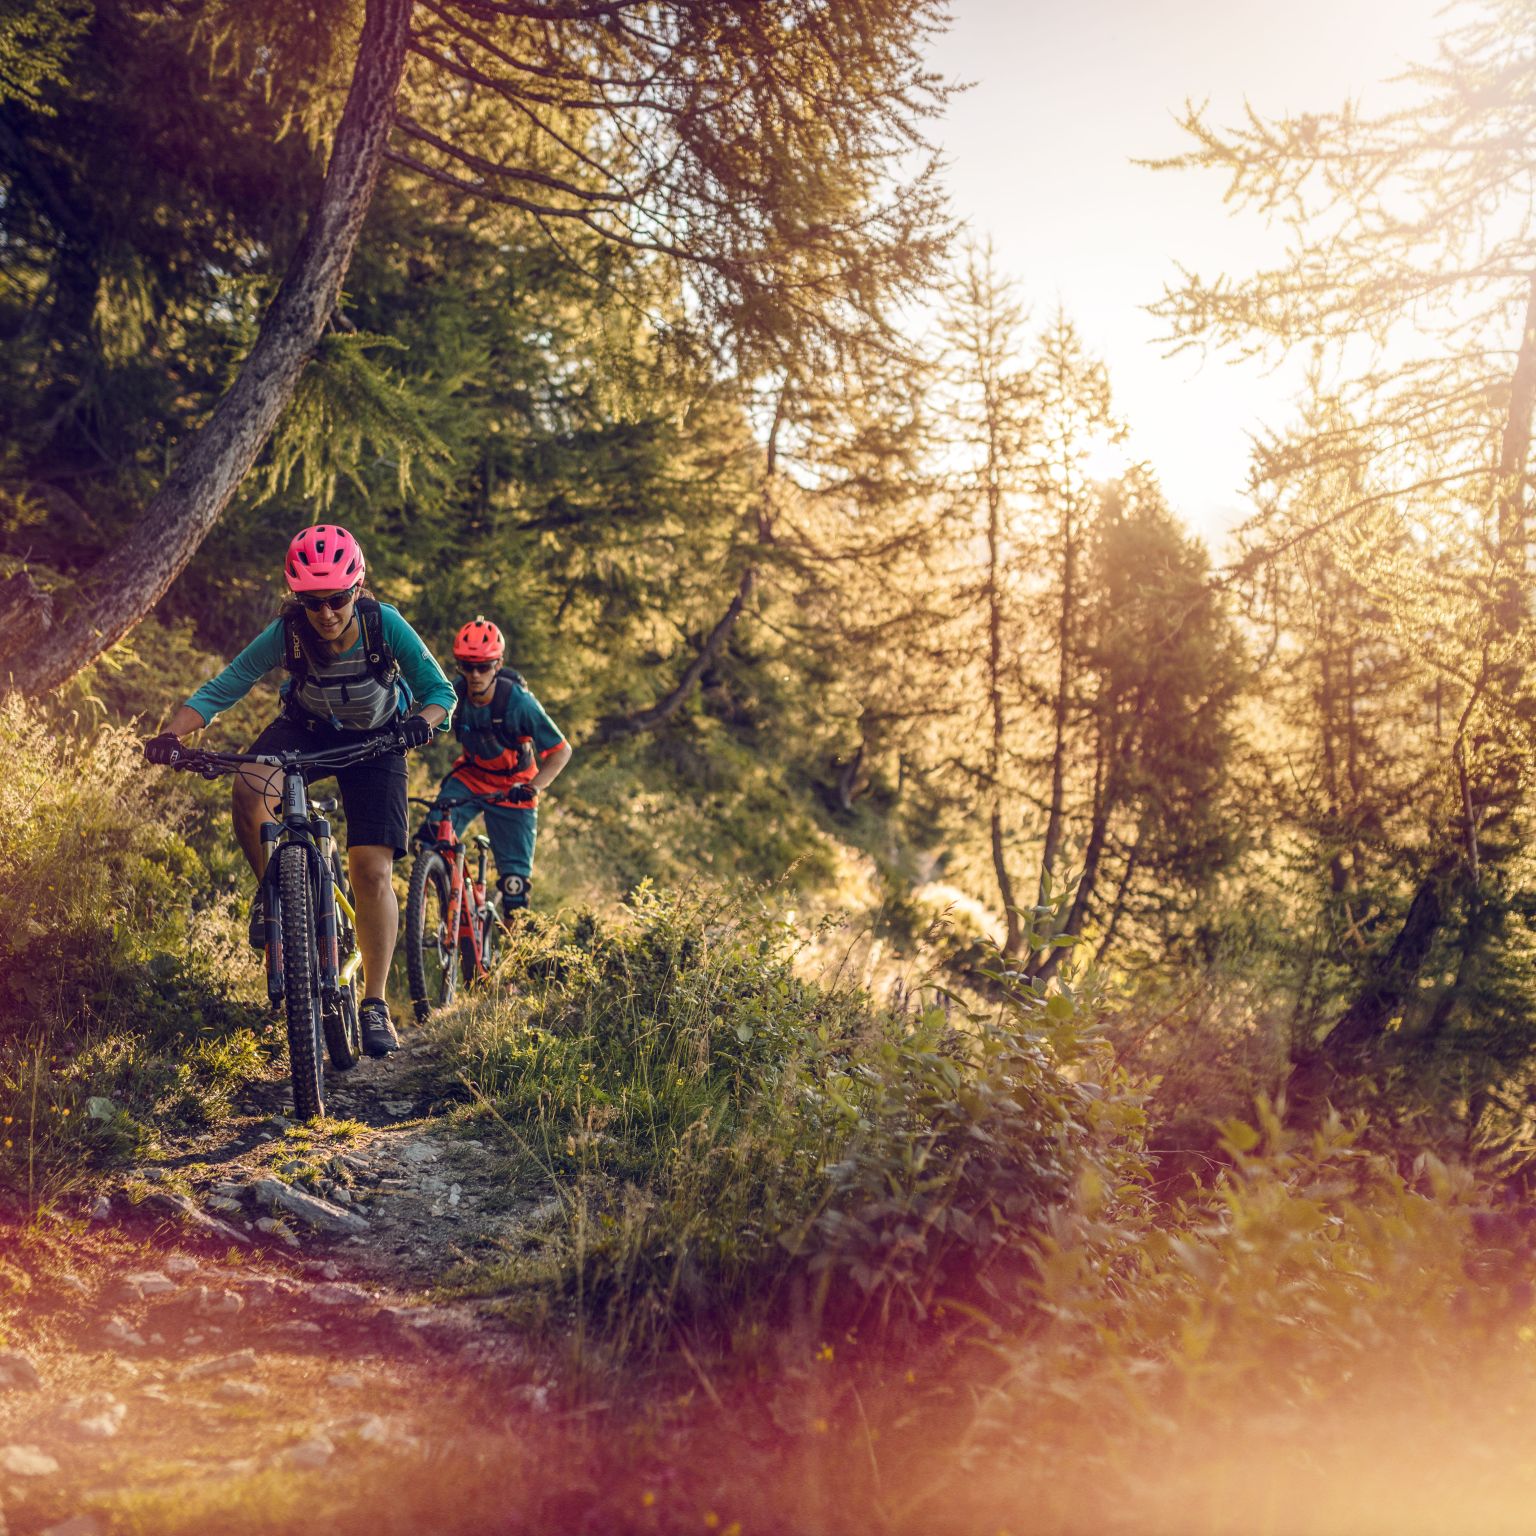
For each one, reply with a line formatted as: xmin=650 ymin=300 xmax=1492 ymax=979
xmin=499 ymin=872 xmax=530 ymax=917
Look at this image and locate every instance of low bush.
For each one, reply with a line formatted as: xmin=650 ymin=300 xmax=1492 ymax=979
xmin=432 ymin=884 xmax=1147 ymax=1362
xmin=0 ymin=700 xmax=270 ymax=1202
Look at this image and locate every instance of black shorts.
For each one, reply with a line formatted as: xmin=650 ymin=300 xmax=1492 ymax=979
xmin=247 ymin=716 xmax=410 ymax=859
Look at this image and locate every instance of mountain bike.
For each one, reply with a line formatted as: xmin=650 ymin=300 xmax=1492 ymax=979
xmin=403 ymin=791 xmax=508 ymax=1022
xmin=165 ymin=730 xmax=408 ymax=1120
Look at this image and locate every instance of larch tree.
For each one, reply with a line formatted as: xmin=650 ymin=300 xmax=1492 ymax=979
xmin=0 ymin=0 xmax=953 ymax=693
xmin=1149 ymin=0 xmax=1536 ymax=1105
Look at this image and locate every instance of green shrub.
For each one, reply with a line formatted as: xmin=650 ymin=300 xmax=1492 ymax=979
xmin=434 ymin=885 xmax=1145 ymax=1362
xmin=0 ymin=700 xmax=269 ymax=1201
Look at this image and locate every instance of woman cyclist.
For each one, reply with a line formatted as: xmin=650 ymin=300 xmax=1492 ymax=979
xmin=144 ymin=525 xmax=457 ymax=1057
xmin=426 ymin=616 xmax=571 ymax=921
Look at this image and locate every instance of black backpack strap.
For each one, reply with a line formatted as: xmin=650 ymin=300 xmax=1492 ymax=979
xmin=356 ymin=597 xmax=397 ymax=683
xmin=281 ymin=611 xmax=310 ymax=686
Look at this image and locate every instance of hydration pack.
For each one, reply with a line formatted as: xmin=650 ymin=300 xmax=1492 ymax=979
xmin=453 ymin=667 xmax=535 ymax=772
xmin=281 ymin=596 xmax=401 ymax=729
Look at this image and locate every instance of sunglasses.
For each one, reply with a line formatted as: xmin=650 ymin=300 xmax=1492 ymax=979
xmin=460 ymin=661 xmax=497 ymax=675
xmin=299 ymin=585 xmax=359 ymax=614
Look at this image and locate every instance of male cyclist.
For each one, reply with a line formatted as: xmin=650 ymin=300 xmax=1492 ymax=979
xmin=144 ymin=526 xmax=458 ymax=1057
xmin=427 ymin=616 xmax=571 ymax=920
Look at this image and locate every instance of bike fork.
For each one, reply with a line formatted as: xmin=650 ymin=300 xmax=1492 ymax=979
xmin=260 ymin=823 xmax=284 ymax=1004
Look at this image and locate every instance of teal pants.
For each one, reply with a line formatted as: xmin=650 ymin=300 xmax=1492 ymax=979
xmin=435 ymin=770 xmax=538 ymax=893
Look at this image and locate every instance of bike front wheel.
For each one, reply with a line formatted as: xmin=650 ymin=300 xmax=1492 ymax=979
xmin=278 ymin=842 xmax=326 ymax=1121
xmin=405 ymin=849 xmax=461 ymax=1023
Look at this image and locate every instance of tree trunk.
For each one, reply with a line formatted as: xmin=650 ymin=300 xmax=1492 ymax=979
xmin=1287 ymin=855 xmax=1458 ymax=1118
xmin=0 ymin=0 xmax=414 ymax=695
xmin=592 ymin=389 xmax=785 ymax=746
xmin=593 ymin=564 xmax=757 ymax=743
xmin=1036 ymin=451 xmax=1077 ymax=903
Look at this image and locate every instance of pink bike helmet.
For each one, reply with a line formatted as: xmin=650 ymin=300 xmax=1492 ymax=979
xmin=285 ymin=525 xmax=365 ymax=593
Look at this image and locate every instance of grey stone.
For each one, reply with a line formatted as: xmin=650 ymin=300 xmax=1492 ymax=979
xmin=180 ymin=1349 xmax=258 ymax=1381
xmin=268 ymin=1320 xmax=323 ymax=1336
xmin=145 ymin=1191 xmax=252 ymax=1246
xmin=206 ymin=1196 xmax=244 ymax=1215
xmin=197 ymin=1289 xmax=245 ymax=1318
xmin=0 ymin=1352 xmax=41 ymax=1391
xmin=88 ymin=1195 xmax=111 ymax=1223
xmin=235 ymin=1277 xmax=282 ymax=1307
xmin=101 ymin=1317 xmax=144 ymax=1348
xmin=56 ymin=1275 xmax=88 ymax=1297
xmin=42 ymin=1517 xmax=104 ymax=1536
xmin=330 ymin=1413 xmax=393 ymax=1444
xmin=72 ymin=1410 xmax=124 ymax=1441
xmin=213 ymin=1380 xmax=268 ymax=1404
xmin=400 ymin=1142 xmax=438 ymax=1165
xmin=210 ymin=1180 xmax=246 ymax=1197
xmin=0 ymin=1444 xmax=58 ymax=1476
xmin=302 ymin=1261 xmax=342 ymax=1280
xmin=120 ymin=1271 xmax=176 ymax=1300
xmin=253 ymin=1179 xmax=368 ymax=1235
xmin=162 ymin=1255 xmax=199 ymax=1277
xmin=254 ymin=1217 xmax=300 ymax=1248
xmin=309 ymin=1283 xmax=372 ymax=1307
xmin=281 ymin=1436 xmax=334 ymax=1469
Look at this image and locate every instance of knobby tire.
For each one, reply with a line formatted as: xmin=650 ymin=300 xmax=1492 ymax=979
xmin=405 ymin=849 xmax=459 ymax=1023
xmin=279 ymin=843 xmax=326 ymax=1121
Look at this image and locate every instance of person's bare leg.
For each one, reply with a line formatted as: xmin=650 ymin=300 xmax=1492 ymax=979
xmin=231 ymin=765 xmax=283 ymax=876
xmin=348 ymin=843 xmax=398 ymax=1005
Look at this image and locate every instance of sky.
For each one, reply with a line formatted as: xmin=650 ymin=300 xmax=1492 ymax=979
xmin=923 ymin=0 xmax=1449 ymax=550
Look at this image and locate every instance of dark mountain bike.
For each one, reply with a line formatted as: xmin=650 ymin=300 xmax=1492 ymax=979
xmin=165 ymin=731 xmax=409 ymax=1120
xmin=404 ymin=792 xmax=507 ymax=1022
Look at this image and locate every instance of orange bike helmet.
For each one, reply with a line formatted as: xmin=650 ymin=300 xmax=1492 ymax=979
xmin=453 ymin=615 xmax=506 ymax=664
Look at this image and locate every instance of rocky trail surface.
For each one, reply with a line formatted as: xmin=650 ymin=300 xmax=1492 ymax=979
xmin=0 ymin=1037 xmax=595 ymax=1536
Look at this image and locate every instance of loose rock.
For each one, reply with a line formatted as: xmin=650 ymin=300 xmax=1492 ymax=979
xmin=309 ymin=1282 xmax=373 ymax=1307
xmin=101 ymin=1317 xmax=145 ymax=1349
xmin=281 ymin=1435 xmax=334 ymax=1469
xmin=0 ymin=1444 xmax=59 ymax=1477
xmin=253 ymin=1179 xmax=369 ymax=1235
xmin=254 ymin=1217 xmax=300 ymax=1248
xmin=121 ymin=1271 xmax=177 ymax=1300
xmin=40 ymin=1517 xmax=103 ymax=1536
xmin=146 ymin=1191 xmax=252 ymax=1246
xmin=180 ymin=1349 xmax=258 ymax=1381
xmin=213 ymin=1380 xmax=268 ymax=1404
xmin=0 ymin=1352 xmax=42 ymax=1391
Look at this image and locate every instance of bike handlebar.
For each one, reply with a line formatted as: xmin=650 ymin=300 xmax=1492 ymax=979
xmin=409 ymin=786 xmax=535 ymax=815
xmin=155 ymin=729 xmax=413 ymax=780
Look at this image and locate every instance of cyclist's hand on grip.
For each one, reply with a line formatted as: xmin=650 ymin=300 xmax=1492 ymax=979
xmin=505 ymin=783 xmax=537 ymax=807
xmin=144 ymin=732 xmax=183 ymax=766
xmin=399 ymin=714 xmax=435 ymax=751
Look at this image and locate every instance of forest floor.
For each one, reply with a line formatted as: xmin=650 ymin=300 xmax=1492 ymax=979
xmin=0 ymin=1034 xmax=634 ymax=1536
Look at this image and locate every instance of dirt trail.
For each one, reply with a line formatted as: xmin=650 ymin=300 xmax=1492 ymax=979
xmin=0 ymin=1035 xmax=575 ymax=1536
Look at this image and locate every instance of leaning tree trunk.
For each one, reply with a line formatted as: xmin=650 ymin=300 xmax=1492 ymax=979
xmin=0 ymin=0 xmax=414 ymax=695
xmin=593 ymin=389 xmax=786 ymax=746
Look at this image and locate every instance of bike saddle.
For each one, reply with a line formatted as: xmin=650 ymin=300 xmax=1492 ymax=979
xmin=472 ymin=834 xmax=493 ymax=850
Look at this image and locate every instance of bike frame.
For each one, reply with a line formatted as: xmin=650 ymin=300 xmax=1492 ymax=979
xmin=171 ymin=735 xmax=399 ymax=1006
xmin=411 ymin=798 xmax=494 ymax=982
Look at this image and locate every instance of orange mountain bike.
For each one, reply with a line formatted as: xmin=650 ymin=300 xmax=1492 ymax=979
xmin=403 ymin=792 xmax=506 ymax=1022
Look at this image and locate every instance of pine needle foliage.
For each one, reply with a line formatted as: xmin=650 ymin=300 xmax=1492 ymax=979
xmin=0 ymin=0 xmax=90 ymax=113
xmin=259 ymin=332 xmax=449 ymax=510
